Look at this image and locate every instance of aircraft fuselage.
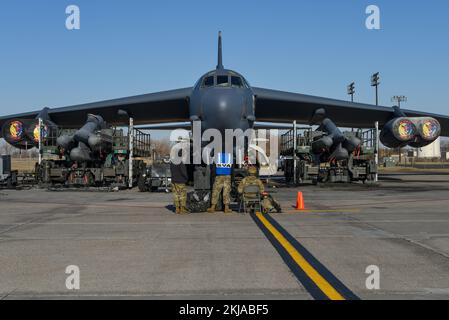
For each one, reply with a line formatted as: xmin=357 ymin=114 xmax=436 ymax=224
xmin=189 ymin=69 xmax=255 ymax=134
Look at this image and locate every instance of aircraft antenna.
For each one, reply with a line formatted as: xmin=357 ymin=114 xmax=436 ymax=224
xmin=217 ymin=31 xmax=223 ymax=69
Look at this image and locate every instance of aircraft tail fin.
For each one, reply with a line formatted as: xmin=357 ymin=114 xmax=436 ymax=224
xmin=217 ymin=31 xmax=223 ymax=69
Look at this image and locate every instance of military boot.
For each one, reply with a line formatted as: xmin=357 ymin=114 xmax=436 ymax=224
xmin=207 ymin=205 xmax=216 ymax=213
xmin=179 ymin=207 xmax=190 ymax=215
xmin=224 ymin=205 xmax=232 ymax=214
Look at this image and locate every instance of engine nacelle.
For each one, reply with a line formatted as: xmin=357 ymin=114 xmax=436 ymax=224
xmin=408 ymin=117 xmax=441 ymax=148
xmin=380 ymin=117 xmax=417 ymax=148
xmin=25 ymin=120 xmax=54 ymax=145
xmin=1 ymin=119 xmax=31 ymax=149
xmin=1 ymin=108 xmax=56 ymax=150
xmin=1 ymin=119 xmax=53 ymax=150
xmin=380 ymin=117 xmax=440 ymax=148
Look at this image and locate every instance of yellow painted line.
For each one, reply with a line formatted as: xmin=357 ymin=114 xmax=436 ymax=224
xmin=255 ymin=212 xmax=345 ymax=300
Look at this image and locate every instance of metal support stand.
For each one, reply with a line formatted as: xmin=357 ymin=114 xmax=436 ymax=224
xmin=375 ymin=85 xmax=379 ymax=106
xmin=128 ymin=117 xmax=134 ymax=189
xmin=293 ymin=120 xmax=297 ymax=185
xmin=38 ymin=118 xmax=43 ymax=165
xmin=374 ymin=121 xmax=379 ymax=183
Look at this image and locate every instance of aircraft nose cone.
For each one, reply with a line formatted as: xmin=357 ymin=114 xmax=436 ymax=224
xmin=218 ymin=99 xmax=228 ymax=110
xmin=202 ymin=89 xmax=245 ymax=131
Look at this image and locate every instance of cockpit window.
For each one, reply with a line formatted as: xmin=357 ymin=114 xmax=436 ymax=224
xmin=201 ymin=74 xmax=245 ymax=89
xmin=231 ymin=76 xmax=244 ymax=88
xmin=203 ymin=76 xmax=214 ymax=87
xmin=216 ymin=75 xmax=229 ymax=87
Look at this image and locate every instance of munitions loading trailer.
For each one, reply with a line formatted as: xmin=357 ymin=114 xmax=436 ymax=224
xmin=35 ymin=127 xmax=151 ymax=188
xmin=138 ymin=159 xmax=172 ymax=192
xmin=280 ymin=126 xmax=378 ymax=184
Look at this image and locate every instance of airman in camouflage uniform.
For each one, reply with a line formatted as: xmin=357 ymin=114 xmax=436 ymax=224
xmin=172 ymin=183 xmax=188 ymax=214
xmin=170 ymin=161 xmax=189 ymax=215
xmin=238 ymin=166 xmax=281 ymax=213
xmin=208 ymin=175 xmax=232 ymax=213
xmin=208 ymin=153 xmax=233 ymax=213
xmin=238 ymin=167 xmax=265 ymax=195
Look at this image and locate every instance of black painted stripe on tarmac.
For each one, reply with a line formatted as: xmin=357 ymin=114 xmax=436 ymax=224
xmin=251 ymin=212 xmax=360 ymax=300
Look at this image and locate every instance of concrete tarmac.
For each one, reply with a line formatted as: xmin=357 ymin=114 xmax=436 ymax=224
xmin=1 ymin=173 xmax=449 ymax=300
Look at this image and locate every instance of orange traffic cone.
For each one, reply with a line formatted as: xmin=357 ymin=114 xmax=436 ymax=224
xmin=296 ymin=192 xmax=305 ymax=210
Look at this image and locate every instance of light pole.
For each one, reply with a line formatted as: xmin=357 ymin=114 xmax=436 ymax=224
xmin=371 ymin=72 xmax=380 ymax=105
xmin=347 ymin=82 xmax=355 ymax=102
xmin=391 ymin=95 xmax=407 ymax=108
xmin=391 ymin=96 xmax=408 ymax=164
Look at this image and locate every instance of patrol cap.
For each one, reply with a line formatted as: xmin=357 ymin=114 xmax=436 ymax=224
xmin=248 ymin=166 xmax=258 ymax=175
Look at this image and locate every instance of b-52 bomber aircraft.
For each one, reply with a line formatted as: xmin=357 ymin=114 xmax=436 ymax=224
xmin=1 ymin=32 xmax=448 ymax=160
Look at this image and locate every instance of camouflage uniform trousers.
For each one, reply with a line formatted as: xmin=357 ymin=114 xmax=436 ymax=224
xmin=262 ymin=195 xmax=281 ymax=213
xmin=211 ymin=175 xmax=232 ymax=206
xmin=262 ymin=197 xmax=275 ymax=212
xmin=172 ymin=183 xmax=187 ymax=209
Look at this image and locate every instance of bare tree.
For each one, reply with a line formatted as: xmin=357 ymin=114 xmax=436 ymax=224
xmin=0 ymin=139 xmax=14 ymax=156
xmin=441 ymin=139 xmax=449 ymax=153
xmin=151 ymin=138 xmax=172 ymax=159
xmin=0 ymin=139 xmax=39 ymax=159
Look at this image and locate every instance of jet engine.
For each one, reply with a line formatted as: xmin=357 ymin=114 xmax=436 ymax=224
xmin=1 ymin=116 xmax=55 ymax=150
xmin=407 ymin=117 xmax=441 ymax=148
xmin=380 ymin=107 xmax=441 ymax=148
xmin=379 ymin=117 xmax=417 ymax=148
xmin=1 ymin=119 xmax=32 ymax=149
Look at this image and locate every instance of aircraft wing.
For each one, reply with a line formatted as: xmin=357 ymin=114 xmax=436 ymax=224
xmin=0 ymin=88 xmax=193 ymax=134
xmin=137 ymin=122 xmax=191 ymax=130
xmin=253 ymin=87 xmax=449 ymax=136
xmin=136 ymin=122 xmax=301 ymax=131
